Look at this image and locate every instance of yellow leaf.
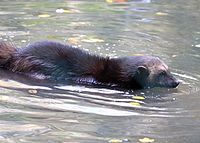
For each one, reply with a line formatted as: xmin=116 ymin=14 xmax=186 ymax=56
xmin=38 ymin=14 xmax=51 ymax=18
xmin=132 ymin=96 xmax=145 ymax=100
xmin=56 ymin=9 xmax=71 ymax=13
xmin=129 ymin=102 xmax=141 ymax=107
xmin=106 ymin=0 xmax=113 ymax=3
xmin=68 ymin=37 xmax=80 ymax=45
xmin=108 ymin=139 xmax=123 ymax=143
xmin=139 ymin=137 xmax=155 ymax=143
xmin=156 ymin=12 xmax=168 ymax=16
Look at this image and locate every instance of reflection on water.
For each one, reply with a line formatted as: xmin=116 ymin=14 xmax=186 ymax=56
xmin=0 ymin=0 xmax=200 ymax=143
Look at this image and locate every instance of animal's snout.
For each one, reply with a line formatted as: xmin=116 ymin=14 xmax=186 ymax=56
xmin=171 ymin=79 xmax=180 ymax=88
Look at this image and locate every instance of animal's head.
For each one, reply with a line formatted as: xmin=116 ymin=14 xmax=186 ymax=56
xmin=121 ymin=56 xmax=180 ymax=89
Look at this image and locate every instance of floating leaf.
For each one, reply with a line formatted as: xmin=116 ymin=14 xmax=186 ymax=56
xmin=106 ymin=0 xmax=113 ymax=3
xmin=129 ymin=102 xmax=141 ymax=107
xmin=108 ymin=139 xmax=123 ymax=143
xmin=68 ymin=37 xmax=80 ymax=45
xmin=68 ymin=35 xmax=104 ymax=44
xmin=139 ymin=137 xmax=155 ymax=143
xmin=28 ymin=89 xmax=38 ymax=94
xmin=38 ymin=14 xmax=51 ymax=18
xmin=56 ymin=8 xmax=71 ymax=13
xmin=132 ymin=96 xmax=145 ymax=100
xmin=156 ymin=12 xmax=168 ymax=16
xmin=56 ymin=8 xmax=81 ymax=14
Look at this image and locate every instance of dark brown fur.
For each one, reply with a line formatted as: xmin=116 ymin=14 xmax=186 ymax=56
xmin=0 ymin=41 xmax=179 ymax=89
xmin=0 ymin=42 xmax=16 ymax=65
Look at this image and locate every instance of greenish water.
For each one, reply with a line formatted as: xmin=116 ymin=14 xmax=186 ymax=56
xmin=0 ymin=0 xmax=200 ymax=143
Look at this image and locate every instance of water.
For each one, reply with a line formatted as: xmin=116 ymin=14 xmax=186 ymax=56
xmin=0 ymin=0 xmax=200 ymax=143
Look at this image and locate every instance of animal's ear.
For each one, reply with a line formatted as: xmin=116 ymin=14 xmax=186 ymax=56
xmin=137 ymin=66 xmax=149 ymax=77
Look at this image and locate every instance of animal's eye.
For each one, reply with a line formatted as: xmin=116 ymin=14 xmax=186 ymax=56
xmin=160 ymin=71 xmax=166 ymax=76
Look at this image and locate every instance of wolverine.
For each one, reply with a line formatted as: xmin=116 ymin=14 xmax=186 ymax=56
xmin=0 ymin=41 xmax=180 ymax=89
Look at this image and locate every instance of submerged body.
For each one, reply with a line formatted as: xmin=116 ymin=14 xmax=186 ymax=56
xmin=0 ymin=41 xmax=179 ymax=89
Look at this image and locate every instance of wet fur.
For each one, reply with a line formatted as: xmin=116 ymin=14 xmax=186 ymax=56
xmin=0 ymin=41 xmax=179 ymax=89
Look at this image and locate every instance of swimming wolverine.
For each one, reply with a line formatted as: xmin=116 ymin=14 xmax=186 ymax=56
xmin=0 ymin=41 xmax=179 ymax=89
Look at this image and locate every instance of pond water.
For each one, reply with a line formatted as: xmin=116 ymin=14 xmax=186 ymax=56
xmin=0 ymin=0 xmax=200 ymax=143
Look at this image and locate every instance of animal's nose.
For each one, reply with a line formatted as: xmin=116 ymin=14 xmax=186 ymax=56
xmin=172 ymin=80 xmax=180 ymax=88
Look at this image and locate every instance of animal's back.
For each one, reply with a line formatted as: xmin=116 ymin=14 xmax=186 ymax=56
xmin=18 ymin=41 xmax=81 ymax=61
xmin=0 ymin=41 xmax=106 ymax=81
